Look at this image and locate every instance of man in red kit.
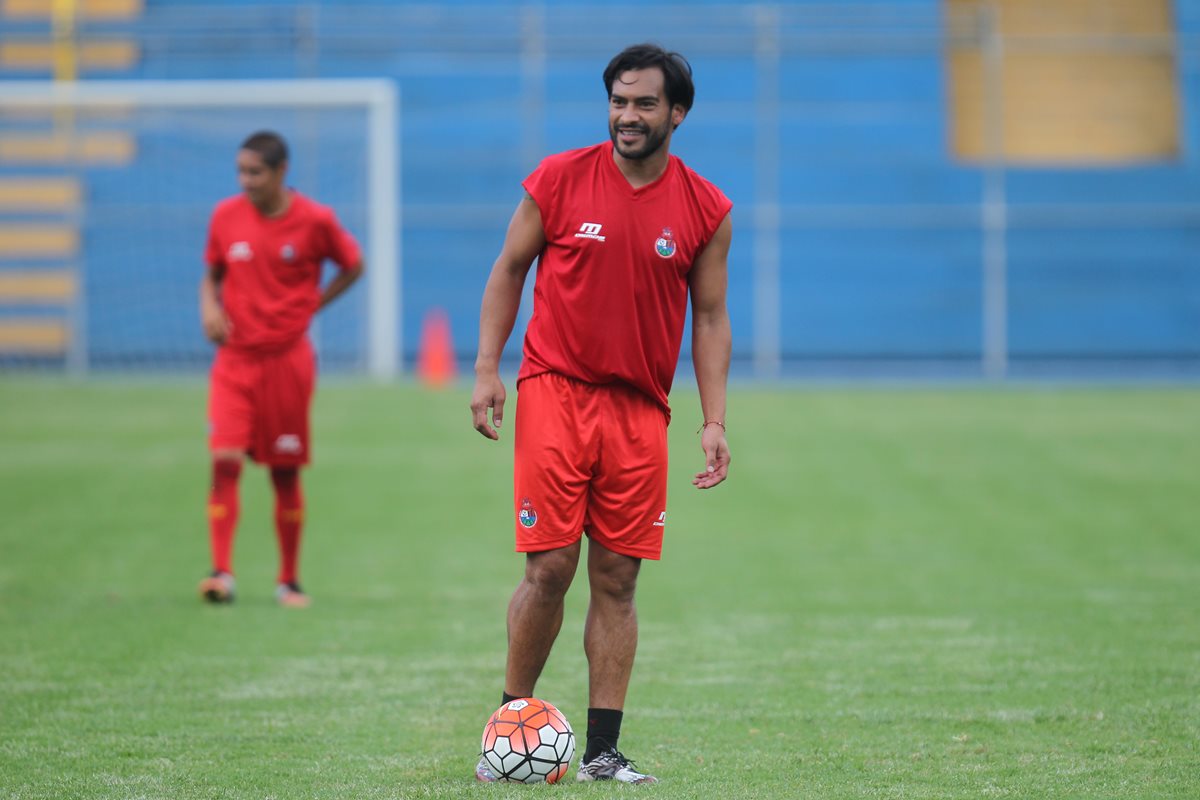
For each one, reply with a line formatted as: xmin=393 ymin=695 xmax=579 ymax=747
xmin=470 ymin=44 xmax=732 ymax=783
xmin=198 ymin=130 xmax=363 ymax=608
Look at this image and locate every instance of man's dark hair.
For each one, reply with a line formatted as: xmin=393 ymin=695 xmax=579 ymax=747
xmin=603 ymin=43 xmax=695 ymax=113
xmin=240 ymin=130 xmax=289 ymax=169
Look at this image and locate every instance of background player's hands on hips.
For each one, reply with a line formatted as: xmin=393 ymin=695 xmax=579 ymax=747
xmin=470 ymin=371 xmax=507 ymax=440
xmin=693 ymin=426 xmax=730 ymax=489
xmin=202 ymin=307 xmax=232 ymax=344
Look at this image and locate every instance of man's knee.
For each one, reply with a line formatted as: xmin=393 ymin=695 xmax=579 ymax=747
xmin=524 ymin=545 xmax=580 ymax=598
xmin=589 ymin=550 xmax=641 ymax=602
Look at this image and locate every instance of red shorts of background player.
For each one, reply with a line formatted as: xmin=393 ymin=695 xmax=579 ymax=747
xmin=513 ymin=372 xmax=669 ymax=560
xmin=208 ymin=337 xmax=315 ymax=467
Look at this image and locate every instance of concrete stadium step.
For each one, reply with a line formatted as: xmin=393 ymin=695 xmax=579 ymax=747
xmin=781 ymin=165 xmax=984 ymax=205
xmin=0 ymin=107 xmax=136 ymax=125
xmin=1006 ymin=169 xmax=1200 ymax=205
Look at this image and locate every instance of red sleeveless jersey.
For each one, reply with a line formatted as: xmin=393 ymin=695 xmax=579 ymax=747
xmin=518 ymin=143 xmax=732 ymax=415
xmin=204 ymin=191 xmax=361 ymax=354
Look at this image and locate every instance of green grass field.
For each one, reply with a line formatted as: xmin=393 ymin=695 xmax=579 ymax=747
xmin=1 ymin=378 xmax=1197 ymax=799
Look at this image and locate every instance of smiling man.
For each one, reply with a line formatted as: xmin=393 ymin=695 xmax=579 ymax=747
xmin=470 ymin=43 xmax=733 ymax=784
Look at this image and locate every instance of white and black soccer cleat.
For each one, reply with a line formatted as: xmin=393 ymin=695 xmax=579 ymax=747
xmin=576 ymin=748 xmax=658 ymax=784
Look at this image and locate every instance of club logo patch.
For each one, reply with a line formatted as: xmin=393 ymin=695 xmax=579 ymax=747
xmin=518 ymin=497 xmax=538 ymax=529
xmin=654 ymin=227 xmax=677 ymax=258
xmin=280 ymin=244 xmax=296 ymax=262
xmin=227 ymin=241 xmax=254 ymax=262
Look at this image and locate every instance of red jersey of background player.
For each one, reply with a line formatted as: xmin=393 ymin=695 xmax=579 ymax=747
xmin=519 ymin=142 xmax=732 ymax=415
xmin=204 ymin=191 xmax=361 ymax=354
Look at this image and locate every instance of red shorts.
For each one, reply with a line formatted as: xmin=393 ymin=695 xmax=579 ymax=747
xmin=208 ymin=337 xmax=315 ymax=466
xmin=513 ymin=372 xmax=669 ymax=560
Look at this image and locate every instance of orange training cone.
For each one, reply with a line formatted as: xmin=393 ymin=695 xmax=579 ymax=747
xmin=416 ymin=308 xmax=457 ymax=388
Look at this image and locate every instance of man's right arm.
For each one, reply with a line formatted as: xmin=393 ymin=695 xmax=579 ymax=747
xmin=199 ymin=266 xmax=230 ymax=344
xmin=470 ymin=194 xmax=546 ymax=440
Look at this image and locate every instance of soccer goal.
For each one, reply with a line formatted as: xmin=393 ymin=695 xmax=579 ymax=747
xmin=0 ymin=79 xmax=400 ymax=378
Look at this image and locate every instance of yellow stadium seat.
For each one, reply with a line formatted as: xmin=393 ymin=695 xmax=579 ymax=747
xmin=0 ymin=40 xmax=139 ymax=72
xmin=0 ymin=178 xmax=82 ymax=212
xmin=0 ymin=225 xmax=79 ymax=259
xmin=0 ymin=269 xmax=77 ymax=303
xmin=0 ymin=318 xmax=69 ymax=354
xmin=946 ymin=0 xmax=1178 ymax=162
xmin=0 ymin=132 xmax=136 ymax=165
xmin=2 ymin=0 xmax=142 ymax=20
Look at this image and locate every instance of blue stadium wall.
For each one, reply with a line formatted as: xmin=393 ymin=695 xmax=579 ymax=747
xmin=5 ymin=0 xmax=1197 ymax=377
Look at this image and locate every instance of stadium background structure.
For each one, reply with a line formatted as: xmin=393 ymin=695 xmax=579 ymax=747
xmin=0 ymin=0 xmax=1197 ymax=381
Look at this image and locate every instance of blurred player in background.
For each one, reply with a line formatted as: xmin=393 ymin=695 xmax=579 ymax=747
xmin=198 ymin=130 xmax=363 ymax=608
xmin=470 ymin=43 xmax=732 ymax=783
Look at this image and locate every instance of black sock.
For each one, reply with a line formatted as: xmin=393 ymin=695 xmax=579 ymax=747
xmin=501 ymin=691 xmax=519 ymax=706
xmin=584 ymin=707 xmax=623 ymax=762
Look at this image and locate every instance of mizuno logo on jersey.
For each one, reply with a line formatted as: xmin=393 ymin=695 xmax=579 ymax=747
xmin=574 ymin=222 xmax=606 ymax=242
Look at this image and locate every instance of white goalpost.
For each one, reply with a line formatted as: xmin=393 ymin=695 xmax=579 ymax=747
xmin=0 ymin=79 xmax=401 ymax=379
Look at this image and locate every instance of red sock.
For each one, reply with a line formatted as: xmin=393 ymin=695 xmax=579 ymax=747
xmin=271 ymin=466 xmax=304 ymax=585
xmin=208 ymin=459 xmax=242 ymax=574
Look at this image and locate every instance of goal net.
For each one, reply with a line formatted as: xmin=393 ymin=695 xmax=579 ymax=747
xmin=0 ymin=79 xmax=399 ymax=378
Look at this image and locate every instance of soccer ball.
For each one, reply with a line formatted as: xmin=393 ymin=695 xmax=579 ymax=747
xmin=480 ymin=697 xmax=575 ymax=783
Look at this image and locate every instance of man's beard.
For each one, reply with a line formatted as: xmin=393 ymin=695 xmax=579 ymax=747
xmin=610 ymin=120 xmax=670 ymax=161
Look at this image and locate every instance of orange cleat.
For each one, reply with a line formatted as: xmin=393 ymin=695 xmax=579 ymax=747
xmin=275 ymin=581 xmax=311 ymax=608
xmin=199 ymin=570 xmax=235 ymax=604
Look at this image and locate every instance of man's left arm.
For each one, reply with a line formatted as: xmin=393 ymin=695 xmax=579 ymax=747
xmin=689 ymin=213 xmax=733 ymax=490
xmin=318 ymin=211 xmax=365 ymax=310
xmin=319 ymin=260 xmax=364 ymax=310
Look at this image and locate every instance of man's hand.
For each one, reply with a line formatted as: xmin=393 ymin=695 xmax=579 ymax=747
xmin=201 ymin=305 xmax=231 ymax=344
xmin=692 ymin=424 xmax=730 ymax=489
xmin=470 ymin=371 xmax=507 ymax=440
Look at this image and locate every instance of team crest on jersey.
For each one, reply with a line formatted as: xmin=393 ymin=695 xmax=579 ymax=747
xmin=227 ymin=241 xmax=254 ymax=262
xmin=518 ymin=497 xmax=538 ymax=529
xmin=280 ymin=243 xmax=296 ymax=262
xmin=654 ymin=228 xmax=677 ymax=259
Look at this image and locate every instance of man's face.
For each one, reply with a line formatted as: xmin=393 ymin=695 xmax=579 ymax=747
xmin=608 ymin=67 xmax=685 ymax=161
xmin=236 ymin=149 xmax=286 ymax=210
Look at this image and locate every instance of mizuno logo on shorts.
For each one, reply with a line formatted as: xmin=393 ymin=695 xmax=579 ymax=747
xmin=274 ymin=434 xmax=302 ymax=454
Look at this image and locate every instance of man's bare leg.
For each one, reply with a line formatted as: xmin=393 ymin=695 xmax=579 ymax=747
xmin=504 ymin=541 xmax=582 ymax=696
